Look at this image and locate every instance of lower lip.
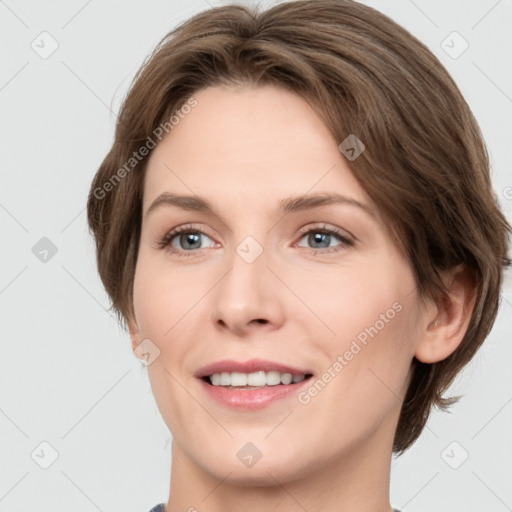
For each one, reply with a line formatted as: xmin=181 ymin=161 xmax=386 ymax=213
xmin=198 ymin=377 xmax=312 ymax=410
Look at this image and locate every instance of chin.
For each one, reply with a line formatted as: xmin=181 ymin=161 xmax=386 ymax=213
xmin=197 ymin=447 xmax=313 ymax=487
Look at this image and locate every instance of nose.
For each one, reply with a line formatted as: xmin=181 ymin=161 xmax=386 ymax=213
xmin=211 ymin=240 xmax=286 ymax=337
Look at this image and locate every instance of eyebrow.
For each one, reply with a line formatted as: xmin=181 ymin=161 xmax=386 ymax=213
xmin=144 ymin=192 xmax=376 ymax=219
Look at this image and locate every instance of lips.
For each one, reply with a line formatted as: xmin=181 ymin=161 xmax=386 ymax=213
xmin=195 ymin=358 xmax=314 ymax=410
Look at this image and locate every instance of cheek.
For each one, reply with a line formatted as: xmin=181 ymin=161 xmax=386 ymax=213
xmin=312 ymin=260 xmax=418 ymax=392
xmin=132 ymin=255 xmax=200 ymax=430
xmin=132 ymin=251 xmax=201 ymax=340
xmin=306 ymin=263 xmax=406 ymax=342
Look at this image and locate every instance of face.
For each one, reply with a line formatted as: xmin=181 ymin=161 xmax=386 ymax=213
xmin=129 ymin=84 xmax=429 ymax=485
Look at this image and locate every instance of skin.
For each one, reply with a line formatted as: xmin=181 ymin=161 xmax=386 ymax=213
xmin=128 ymin=84 xmax=475 ymax=512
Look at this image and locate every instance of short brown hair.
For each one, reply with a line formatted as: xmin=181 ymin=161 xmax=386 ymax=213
xmin=87 ymin=0 xmax=511 ymax=453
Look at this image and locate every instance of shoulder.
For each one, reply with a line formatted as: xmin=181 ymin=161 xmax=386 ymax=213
xmin=147 ymin=504 xmax=166 ymax=512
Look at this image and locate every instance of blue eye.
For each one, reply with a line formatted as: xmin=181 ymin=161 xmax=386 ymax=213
xmin=297 ymin=226 xmax=353 ymax=251
xmin=156 ymin=225 xmax=215 ymax=256
xmin=156 ymin=223 xmax=354 ymax=257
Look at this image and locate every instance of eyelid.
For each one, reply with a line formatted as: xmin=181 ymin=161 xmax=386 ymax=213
xmin=294 ymin=223 xmax=355 ymax=250
xmin=296 ymin=222 xmax=353 ymax=239
xmin=155 ymin=221 xmax=355 ymax=255
xmin=154 ymin=223 xmax=218 ymax=251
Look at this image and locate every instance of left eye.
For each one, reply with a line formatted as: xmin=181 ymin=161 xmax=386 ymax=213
xmin=296 ymin=228 xmax=352 ymax=250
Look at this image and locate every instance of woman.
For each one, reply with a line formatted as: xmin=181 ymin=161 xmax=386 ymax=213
xmin=87 ymin=1 xmax=511 ymax=510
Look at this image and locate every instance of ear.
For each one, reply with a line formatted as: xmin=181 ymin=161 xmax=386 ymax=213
xmin=127 ymin=314 xmax=144 ymax=354
xmin=415 ymin=264 xmax=477 ymax=363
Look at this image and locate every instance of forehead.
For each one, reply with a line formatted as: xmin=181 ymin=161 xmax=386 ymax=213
xmin=143 ymin=84 xmax=372 ymax=213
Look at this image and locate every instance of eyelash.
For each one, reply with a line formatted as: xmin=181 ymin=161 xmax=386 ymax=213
xmin=155 ymin=223 xmax=354 ymax=257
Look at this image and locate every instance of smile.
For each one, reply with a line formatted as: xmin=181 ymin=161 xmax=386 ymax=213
xmin=205 ymin=370 xmax=310 ymax=388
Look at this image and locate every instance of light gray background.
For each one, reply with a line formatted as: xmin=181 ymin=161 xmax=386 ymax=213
xmin=1 ymin=0 xmax=511 ymax=511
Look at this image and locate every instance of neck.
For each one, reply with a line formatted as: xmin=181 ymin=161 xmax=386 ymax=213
xmin=165 ymin=417 xmax=396 ymax=512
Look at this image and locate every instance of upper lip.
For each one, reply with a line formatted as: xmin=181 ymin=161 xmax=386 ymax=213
xmin=195 ymin=358 xmax=313 ymax=378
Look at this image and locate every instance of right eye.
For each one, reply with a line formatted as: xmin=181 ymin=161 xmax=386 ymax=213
xmin=156 ymin=224 xmax=218 ymax=256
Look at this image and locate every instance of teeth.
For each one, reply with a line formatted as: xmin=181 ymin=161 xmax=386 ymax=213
xmin=266 ymin=371 xmax=281 ymax=386
xmin=280 ymin=372 xmax=292 ymax=385
xmin=230 ymin=372 xmax=247 ymax=386
xmin=208 ymin=370 xmax=307 ymax=387
xmin=247 ymin=371 xmax=267 ymax=386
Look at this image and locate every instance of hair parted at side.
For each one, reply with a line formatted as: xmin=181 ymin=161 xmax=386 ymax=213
xmin=87 ymin=0 xmax=511 ymax=453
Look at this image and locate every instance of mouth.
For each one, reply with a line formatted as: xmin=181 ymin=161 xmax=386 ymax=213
xmin=195 ymin=359 xmax=314 ymax=410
